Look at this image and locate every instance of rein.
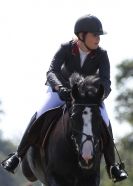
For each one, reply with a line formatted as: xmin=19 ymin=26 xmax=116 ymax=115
xmin=69 ymin=103 xmax=98 ymax=166
xmin=68 ymin=102 xmax=98 ymax=145
xmin=69 ymin=102 xmax=124 ymax=169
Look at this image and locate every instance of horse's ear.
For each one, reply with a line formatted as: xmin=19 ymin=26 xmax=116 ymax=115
xmin=71 ymin=84 xmax=80 ymax=100
xmin=97 ymin=84 xmax=104 ymax=100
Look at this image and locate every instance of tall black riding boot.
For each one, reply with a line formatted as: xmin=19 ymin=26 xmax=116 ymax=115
xmin=102 ymin=122 xmax=128 ymax=182
xmin=1 ymin=112 xmax=38 ymax=173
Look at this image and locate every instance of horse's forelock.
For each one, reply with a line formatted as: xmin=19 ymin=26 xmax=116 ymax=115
xmin=69 ymin=73 xmax=84 ymax=87
xmin=84 ymin=75 xmax=100 ymax=85
xmin=84 ymin=76 xmax=101 ymax=93
xmin=70 ymin=73 xmax=102 ymax=99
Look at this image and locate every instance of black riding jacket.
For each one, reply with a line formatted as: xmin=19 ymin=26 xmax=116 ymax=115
xmin=46 ymin=40 xmax=111 ymax=99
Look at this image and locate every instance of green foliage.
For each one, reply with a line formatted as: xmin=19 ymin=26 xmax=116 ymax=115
xmin=116 ymin=60 xmax=133 ymax=86
xmin=115 ymin=59 xmax=133 ymax=125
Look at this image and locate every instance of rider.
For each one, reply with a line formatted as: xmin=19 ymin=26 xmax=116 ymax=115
xmin=1 ymin=14 xmax=128 ymax=182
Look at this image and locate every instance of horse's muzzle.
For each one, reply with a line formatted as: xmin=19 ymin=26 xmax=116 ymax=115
xmin=79 ymin=155 xmax=93 ymax=170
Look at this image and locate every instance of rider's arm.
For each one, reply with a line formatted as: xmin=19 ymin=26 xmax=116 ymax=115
xmin=46 ymin=43 xmax=70 ymax=91
xmin=99 ymin=50 xmax=111 ymax=100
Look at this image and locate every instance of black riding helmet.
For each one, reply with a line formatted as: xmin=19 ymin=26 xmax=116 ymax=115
xmin=74 ymin=14 xmax=106 ymax=36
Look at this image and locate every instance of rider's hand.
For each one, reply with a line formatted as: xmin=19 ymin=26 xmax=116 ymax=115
xmin=58 ymin=86 xmax=71 ymax=101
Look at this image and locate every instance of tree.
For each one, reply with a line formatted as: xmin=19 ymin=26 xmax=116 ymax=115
xmin=110 ymin=59 xmax=133 ymax=186
xmin=115 ymin=59 xmax=133 ymax=125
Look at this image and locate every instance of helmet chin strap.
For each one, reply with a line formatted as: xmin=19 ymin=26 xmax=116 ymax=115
xmin=78 ymin=33 xmax=94 ymax=52
xmin=83 ymin=41 xmax=93 ymax=51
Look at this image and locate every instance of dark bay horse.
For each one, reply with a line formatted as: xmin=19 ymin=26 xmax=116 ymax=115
xmin=21 ymin=73 xmax=105 ymax=186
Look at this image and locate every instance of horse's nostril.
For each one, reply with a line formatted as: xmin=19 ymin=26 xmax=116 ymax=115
xmin=83 ymin=111 xmax=88 ymax=115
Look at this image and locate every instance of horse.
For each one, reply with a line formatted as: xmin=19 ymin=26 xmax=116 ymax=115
xmin=21 ymin=73 xmax=105 ymax=186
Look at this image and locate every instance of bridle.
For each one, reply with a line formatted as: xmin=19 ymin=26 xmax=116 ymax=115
xmin=69 ymin=103 xmax=101 ymax=169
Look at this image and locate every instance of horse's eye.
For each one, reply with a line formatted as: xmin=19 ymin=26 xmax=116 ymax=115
xmin=83 ymin=111 xmax=88 ymax=115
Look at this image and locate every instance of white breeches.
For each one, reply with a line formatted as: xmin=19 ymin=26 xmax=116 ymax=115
xmin=37 ymin=86 xmax=110 ymax=127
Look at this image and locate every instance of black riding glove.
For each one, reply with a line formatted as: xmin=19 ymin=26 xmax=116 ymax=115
xmin=58 ymin=86 xmax=71 ymax=101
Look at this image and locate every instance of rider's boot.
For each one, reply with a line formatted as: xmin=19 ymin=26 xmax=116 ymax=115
xmin=102 ymin=122 xmax=128 ymax=182
xmin=1 ymin=112 xmax=38 ymax=173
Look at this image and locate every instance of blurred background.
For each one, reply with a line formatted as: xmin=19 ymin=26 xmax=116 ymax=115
xmin=0 ymin=0 xmax=133 ymax=185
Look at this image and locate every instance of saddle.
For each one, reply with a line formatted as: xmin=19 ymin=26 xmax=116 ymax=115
xmin=29 ymin=106 xmax=65 ymax=148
